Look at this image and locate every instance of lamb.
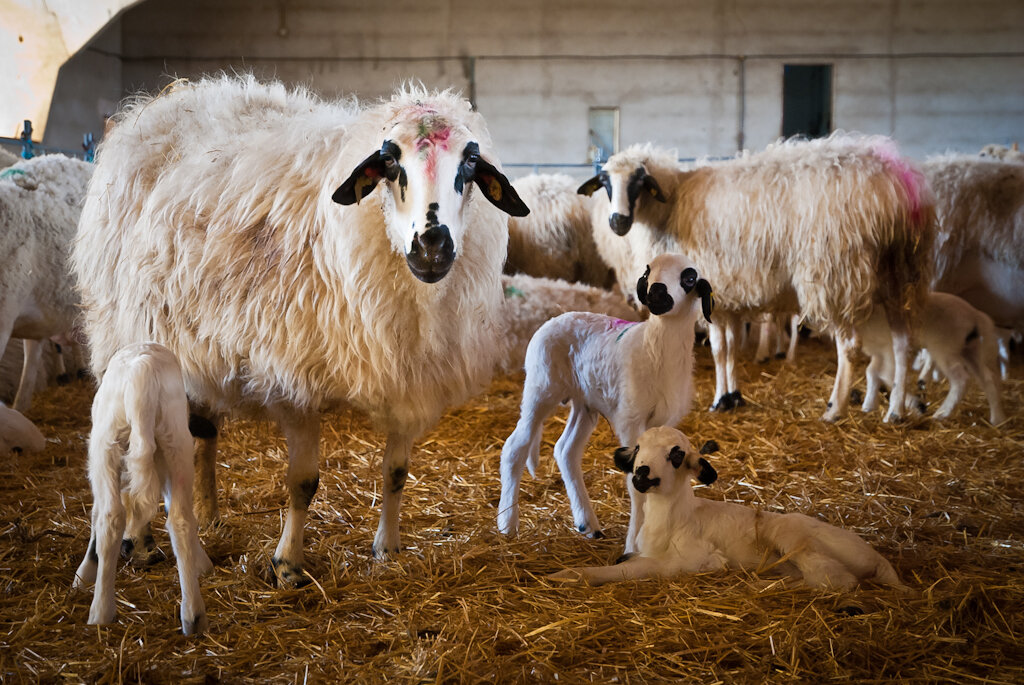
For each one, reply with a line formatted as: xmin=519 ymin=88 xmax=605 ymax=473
xmin=72 ymin=343 xmax=212 ymax=635
xmin=923 ymin=154 xmax=1024 ymax=341
xmin=860 ymin=292 xmax=1006 ymax=425
xmin=497 ymin=272 xmax=642 ymax=375
xmin=548 ymin=426 xmax=902 ymax=590
xmin=72 ymin=75 xmax=529 ymax=585
xmin=505 ymin=173 xmax=615 ymax=288
xmin=578 ymin=136 xmax=934 ymax=422
xmin=0 ymin=154 xmax=92 ymax=412
xmin=979 ymin=143 xmax=1024 ymax=163
xmin=498 ymin=253 xmax=713 ymax=553
xmin=0 ymin=402 xmax=46 ymax=454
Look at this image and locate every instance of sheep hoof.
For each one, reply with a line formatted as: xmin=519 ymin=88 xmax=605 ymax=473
xmin=56 ymin=373 xmax=72 ymax=385
xmin=371 ymin=543 xmax=401 ymax=560
xmin=710 ymin=394 xmax=735 ymax=412
xmin=270 ymin=557 xmax=311 ymax=588
xmin=182 ymin=612 xmax=209 ymax=636
xmin=729 ymin=390 xmax=745 ymax=407
xmin=774 ymin=352 xmax=786 ymax=360
xmin=121 ymin=535 xmax=165 ymax=567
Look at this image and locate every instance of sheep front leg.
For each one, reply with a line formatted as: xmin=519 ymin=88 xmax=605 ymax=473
xmin=270 ymin=407 xmax=320 ymax=586
xmin=193 ymin=430 xmax=220 ymax=528
xmin=374 ymin=431 xmax=415 ymax=558
xmin=13 ymin=339 xmax=43 ymax=412
xmin=708 ymin=323 xmax=733 ymax=410
xmin=552 ymin=404 xmax=602 ymax=538
xmin=623 ymin=477 xmax=645 ymax=554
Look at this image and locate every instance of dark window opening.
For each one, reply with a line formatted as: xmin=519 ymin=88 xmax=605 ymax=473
xmin=782 ymin=64 xmax=833 ymax=139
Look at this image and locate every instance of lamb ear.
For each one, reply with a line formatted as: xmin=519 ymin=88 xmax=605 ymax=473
xmin=613 ymin=445 xmax=637 ymax=473
xmin=697 ymin=457 xmax=718 ymax=485
xmin=333 ymin=150 xmax=385 ymax=205
xmin=636 ymin=265 xmax=651 ymax=306
xmin=696 ymin=279 xmax=714 ymax=323
xmin=668 ymin=446 xmax=685 ymax=469
xmin=643 ymin=173 xmax=667 ymax=202
xmin=474 ymin=158 xmax=530 ymax=217
xmin=577 ymin=174 xmax=604 ymax=197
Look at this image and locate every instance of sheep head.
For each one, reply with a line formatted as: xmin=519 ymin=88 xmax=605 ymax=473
xmin=635 ymin=253 xmax=714 ymax=322
xmin=577 ymin=161 xmax=665 ymax=236
xmin=613 ymin=426 xmax=717 ymax=495
xmin=333 ymin=107 xmax=529 ymax=284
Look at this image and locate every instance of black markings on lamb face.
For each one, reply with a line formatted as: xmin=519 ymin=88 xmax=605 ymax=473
xmin=636 ymin=266 xmax=651 ymax=306
xmin=697 ymin=457 xmax=718 ymax=485
xmin=614 ymin=445 xmax=638 ymax=473
xmin=632 ymin=465 xmax=661 ymax=493
xmin=425 ymin=202 xmax=440 ymax=229
xmin=390 ymin=466 xmax=408 ymax=494
xmin=668 ymin=446 xmax=686 ymax=469
xmin=296 ymin=477 xmax=319 ymax=509
xmin=644 ymin=282 xmax=674 ymax=316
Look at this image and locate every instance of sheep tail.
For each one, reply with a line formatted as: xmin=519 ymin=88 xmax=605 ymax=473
xmin=122 ymin=359 xmax=163 ymax=514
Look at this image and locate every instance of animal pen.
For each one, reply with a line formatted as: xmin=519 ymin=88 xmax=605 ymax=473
xmin=2 ymin=335 xmax=1022 ymax=682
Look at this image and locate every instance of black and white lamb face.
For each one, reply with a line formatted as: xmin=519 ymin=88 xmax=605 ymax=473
xmin=577 ymin=160 xmax=666 ymax=236
xmin=635 ymin=252 xmax=714 ymax=321
xmin=614 ymin=426 xmax=717 ymax=495
xmin=333 ymin=110 xmax=528 ymax=284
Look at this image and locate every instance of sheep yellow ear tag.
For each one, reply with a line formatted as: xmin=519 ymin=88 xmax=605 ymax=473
xmin=354 ymin=171 xmax=376 ymax=203
xmin=482 ymin=174 xmax=503 ymax=201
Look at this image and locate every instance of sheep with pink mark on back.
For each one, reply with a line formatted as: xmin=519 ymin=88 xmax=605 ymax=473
xmin=499 ymin=253 xmax=713 ymax=555
xmin=73 ymin=75 xmax=529 ymax=586
xmin=579 ymin=134 xmax=935 ymax=422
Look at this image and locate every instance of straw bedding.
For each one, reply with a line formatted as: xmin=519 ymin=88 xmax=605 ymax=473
xmin=2 ymin=336 xmax=1022 ymax=683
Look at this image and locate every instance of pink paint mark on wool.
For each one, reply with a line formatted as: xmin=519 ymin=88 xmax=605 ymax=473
xmin=609 ymin=318 xmax=635 ymax=328
xmin=416 ymin=115 xmax=452 ymax=182
xmin=871 ymin=140 xmax=925 ymax=228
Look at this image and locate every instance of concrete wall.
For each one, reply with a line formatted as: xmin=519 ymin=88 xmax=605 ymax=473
xmin=46 ymin=0 xmax=1024 ymax=171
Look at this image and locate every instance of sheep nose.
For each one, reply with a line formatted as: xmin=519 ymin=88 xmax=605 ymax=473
xmin=632 ymin=465 xmax=661 ymax=493
xmin=608 ymin=213 xmax=633 ymax=236
xmin=645 ymin=282 xmax=674 ymax=316
xmin=406 ymin=224 xmax=455 ymax=283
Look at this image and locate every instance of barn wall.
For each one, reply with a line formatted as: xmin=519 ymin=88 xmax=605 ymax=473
xmin=47 ymin=0 xmax=1024 ymax=169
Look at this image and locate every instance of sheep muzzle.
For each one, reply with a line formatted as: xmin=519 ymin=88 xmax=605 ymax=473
xmin=406 ymin=224 xmax=455 ymax=283
xmin=609 ymin=213 xmax=633 ymax=236
xmin=632 ymin=465 xmax=661 ymax=493
xmin=645 ymin=282 xmax=674 ymax=316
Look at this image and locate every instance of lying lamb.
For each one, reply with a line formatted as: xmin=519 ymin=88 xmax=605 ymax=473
xmin=0 ymin=402 xmax=45 ymax=454
xmin=549 ymin=426 xmax=901 ymax=590
xmin=499 ymin=253 xmax=713 ymax=553
xmin=73 ymin=343 xmax=212 ymax=635
xmin=860 ymin=291 xmax=1006 ymax=425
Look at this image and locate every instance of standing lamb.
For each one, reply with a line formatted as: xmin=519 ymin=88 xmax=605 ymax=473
xmin=0 ymin=154 xmax=92 ymax=412
xmin=859 ymin=292 xmax=1006 ymax=425
xmin=578 ymin=136 xmax=934 ymax=422
xmin=499 ymin=253 xmax=713 ymax=553
xmin=923 ymin=154 xmax=1024 ymax=339
xmin=505 ymin=173 xmax=615 ymax=288
xmin=548 ymin=426 xmax=901 ymax=590
xmin=73 ymin=75 xmax=528 ymax=585
xmin=72 ymin=343 xmax=212 ymax=635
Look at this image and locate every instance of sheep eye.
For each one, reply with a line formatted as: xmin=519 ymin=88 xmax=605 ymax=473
xmin=381 ymin=154 xmax=396 ymax=166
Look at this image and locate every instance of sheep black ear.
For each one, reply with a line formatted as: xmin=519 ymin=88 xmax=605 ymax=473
xmin=668 ymin=446 xmax=685 ymax=469
xmin=636 ymin=265 xmax=651 ymax=306
xmin=697 ymin=457 xmax=718 ymax=485
xmin=333 ymin=150 xmax=385 ymax=205
xmin=577 ymin=174 xmax=604 ymax=197
xmin=473 ymin=157 xmax=530 ymax=217
xmin=614 ymin=445 xmax=637 ymax=474
xmin=696 ymin=279 xmax=714 ymax=323
xmin=643 ymin=173 xmax=667 ymax=202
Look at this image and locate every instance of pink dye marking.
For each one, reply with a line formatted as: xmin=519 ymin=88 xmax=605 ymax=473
xmin=871 ymin=140 xmax=925 ymax=228
xmin=415 ymin=114 xmax=452 ymax=182
xmin=609 ymin=318 xmax=635 ymax=328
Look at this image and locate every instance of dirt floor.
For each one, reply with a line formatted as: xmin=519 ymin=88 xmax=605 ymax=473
xmin=2 ymin=334 xmax=1022 ymax=683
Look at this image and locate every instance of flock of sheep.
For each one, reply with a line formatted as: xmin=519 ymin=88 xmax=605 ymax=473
xmin=1 ymin=74 xmax=1020 ymax=635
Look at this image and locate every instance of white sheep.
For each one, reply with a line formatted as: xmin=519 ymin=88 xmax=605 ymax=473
xmin=72 ymin=343 xmax=211 ymax=635
xmin=73 ymin=75 xmax=528 ymax=585
xmin=549 ymin=426 xmax=902 ymax=590
xmin=498 ymin=253 xmax=714 ymax=553
xmin=505 ymin=173 xmax=615 ymax=288
xmin=497 ymin=272 xmax=642 ymax=375
xmin=579 ymin=136 xmax=934 ymax=422
xmin=0 ymin=402 xmax=45 ymax=454
xmin=923 ymin=154 xmax=1024 ymax=343
xmin=0 ymin=147 xmax=20 ymax=168
xmin=0 ymin=154 xmax=92 ymax=412
xmin=860 ymin=292 xmax=1006 ymax=425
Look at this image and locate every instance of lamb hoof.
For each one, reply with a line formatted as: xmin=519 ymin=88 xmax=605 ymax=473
xmin=821 ymin=403 xmax=844 ymax=423
xmin=270 ymin=557 xmax=311 ymax=588
xmin=121 ymin=535 xmax=165 ymax=567
xmin=577 ymin=523 xmax=603 ymax=539
xmin=774 ymin=352 xmax=787 ymax=360
xmin=371 ymin=543 xmax=401 ymax=560
xmin=849 ymin=389 xmax=863 ymax=405
xmin=729 ymin=390 xmax=745 ymax=407
xmin=56 ymin=373 xmax=72 ymax=386
xmin=182 ymin=612 xmax=209 ymax=637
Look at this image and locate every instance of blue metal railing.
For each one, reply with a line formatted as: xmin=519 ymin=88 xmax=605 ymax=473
xmin=0 ymin=120 xmax=94 ymax=162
